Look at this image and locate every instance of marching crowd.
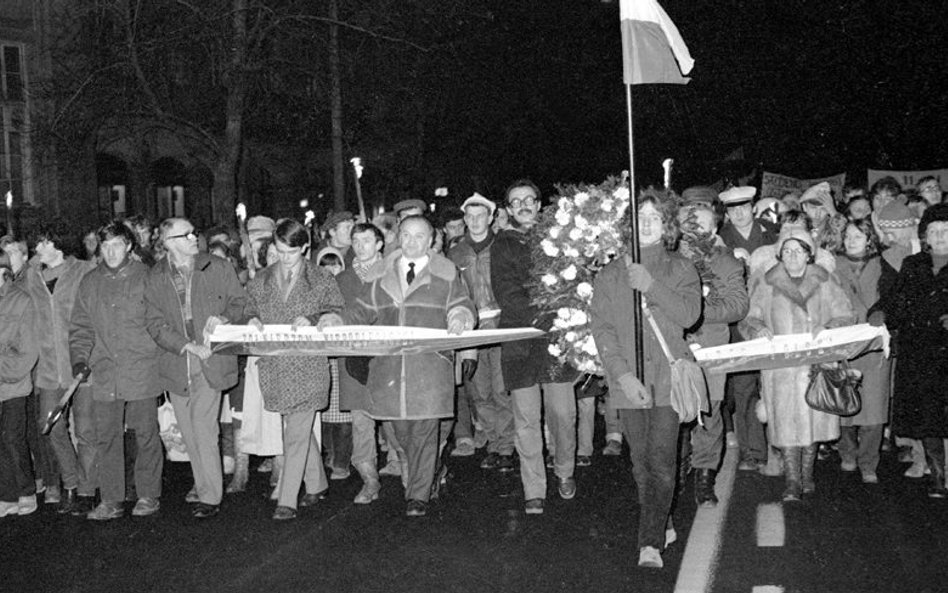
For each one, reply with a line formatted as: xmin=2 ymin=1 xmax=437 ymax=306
xmin=1 ymin=174 xmax=947 ymax=570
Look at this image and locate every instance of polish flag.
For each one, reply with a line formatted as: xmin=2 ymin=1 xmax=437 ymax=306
xmin=620 ymin=0 xmax=695 ymax=85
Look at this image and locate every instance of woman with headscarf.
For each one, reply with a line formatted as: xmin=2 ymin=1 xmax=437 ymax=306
xmin=740 ymin=228 xmax=854 ymax=501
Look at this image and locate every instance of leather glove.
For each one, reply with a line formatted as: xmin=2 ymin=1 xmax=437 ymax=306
xmin=867 ymin=310 xmax=885 ymax=327
xmin=626 ymin=263 xmax=654 ymax=292
xmin=461 ymin=359 xmax=478 ymax=382
xmin=72 ymin=362 xmax=91 ymax=381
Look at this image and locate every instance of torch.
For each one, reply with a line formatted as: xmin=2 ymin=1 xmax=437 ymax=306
xmin=4 ymin=191 xmax=12 ymax=238
xmin=350 ymin=157 xmax=366 ymax=221
xmin=235 ymin=202 xmax=257 ymax=278
xmin=662 ymin=159 xmax=674 ymax=191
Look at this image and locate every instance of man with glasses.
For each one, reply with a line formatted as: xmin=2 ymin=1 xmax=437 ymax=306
xmin=717 ymin=186 xmax=777 ymax=474
xmin=145 ymin=218 xmax=247 ymax=519
xmin=917 ymin=176 xmax=944 ymax=207
xmin=491 ymin=179 xmax=578 ymax=515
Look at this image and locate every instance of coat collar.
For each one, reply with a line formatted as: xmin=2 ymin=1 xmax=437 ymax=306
xmin=369 ymin=248 xmax=457 ymax=301
xmin=765 ymin=263 xmax=828 ymax=310
xmin=160 ymin=252 xmax=213 ymax=274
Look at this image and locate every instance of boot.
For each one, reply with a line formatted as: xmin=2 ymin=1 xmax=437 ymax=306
xmin=694 ymin=469 xmax=718 ymax=507
xmin=924 ymin=438 xmax=947 ymax=499
xmin=801 ymin=444 xmax=817 ymax=495
xmin=781 ymin=447 xmax=802 ymax=502
xmin=226 ymin=453 xmax=250 ymax=494
xmin=353 ymin=462 xmax=381 ymax=505
xmin=57 ymin=488 xmax=79 ymax=515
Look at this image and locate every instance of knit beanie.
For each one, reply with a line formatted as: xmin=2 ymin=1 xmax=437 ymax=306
xmin=877 ymin=201 xmax=916 ymax=229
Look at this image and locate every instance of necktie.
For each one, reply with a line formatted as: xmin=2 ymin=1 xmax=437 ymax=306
xmin=406 ymin=262 xmax=415 ymax=285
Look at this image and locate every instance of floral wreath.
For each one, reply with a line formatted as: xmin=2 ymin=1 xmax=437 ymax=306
xmin=528 ymin=176 xmax=631 ymax=375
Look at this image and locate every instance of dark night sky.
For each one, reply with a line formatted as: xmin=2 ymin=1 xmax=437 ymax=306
xmin=412 ymin=0 xmax=948 ymax=197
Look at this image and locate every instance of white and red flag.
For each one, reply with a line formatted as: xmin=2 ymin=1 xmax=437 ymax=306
xmin=620 ymin=0 xmax=694 ymax=85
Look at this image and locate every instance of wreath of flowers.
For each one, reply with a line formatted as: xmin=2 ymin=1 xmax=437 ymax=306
xmin=528 ymin=176 xmax=631 ymax=375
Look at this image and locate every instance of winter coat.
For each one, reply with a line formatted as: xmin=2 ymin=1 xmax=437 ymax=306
xmin=448 ymin=232 xmax=501 ymax=327
xmin=834 ymin=254 xmax=890 ymax=426
xmin=69 ymin=260 xmax=160 ymax=402
xmin=491 ymin=228 xmax=576 ymax=390
xmin=878 ymin=252 xmax=948 ymax=438
xmin=244 ymin=260 xmax=345 ymax=415
xmin=683 ymin=244 xmax=749 ymax=401
xmin=590 ymin=243 xmax=702 ymax=409
xmin=740 ymin=263 xmax=855 ymax=447
xmin=345 ymin=249 xmax=475 ymax=420
xmin=145 ymin=253 xmax=247 ymax=395
xmin=719 ymin=218 xmax=780 ymax=254
xmin=335 ymin=265 xmax=371 ymax=412
xmin=23 ymin=257 xmax=95 ymax=390
xmin=0 ymin=282 xmax=38 ymax=401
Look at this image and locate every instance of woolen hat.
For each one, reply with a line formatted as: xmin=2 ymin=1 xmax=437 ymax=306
xmin=718 ymin=186 xmax=757 ymax=206
xmin=681 ymin=186 xmax=717 ymax=206
xmin=877 ymin=201 xmax=916 ymax=229
xmin=460 ymin=192 xmax=496 ymax=215
xmin=777 ymin=226 xmax=815 ymax=254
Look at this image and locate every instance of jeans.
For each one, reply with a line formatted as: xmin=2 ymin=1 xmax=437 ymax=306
xmin=0 ymin=398 xmax=34 ymax=501
xmin=839 ymin=424 xmax=883 ymax=473
xmin=37 ymin=387 xmax=80 ymax=490
xmin=93 ymin=398 xmax=162 ymax=503
xmin=621 ymin=405 xmax=679 ymax=550
xmin=691 ymin=400 xmax=724 ymax=471
xmin=577 ymin=397 xmax=595 ymax=456
xmin=511 ymin=381 xmax=576 ymax=500
xmin=350 ymin=409 xmax=377 ymax=468
xmin=72 ymin=386 xmax=98 ymax=496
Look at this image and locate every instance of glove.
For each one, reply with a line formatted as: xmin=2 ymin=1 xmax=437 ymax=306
xmin=867 ymin=310 xmax=885 ymax=327
xmin=72 ymin=362 xmax=91 ymax=381
xmin=461 ymin=359 xmax=478 ymax=382
xmin=617 ymin=373 xmax=652 ymax=408
xmin=626 ymin=263 xmax=654 ymax=292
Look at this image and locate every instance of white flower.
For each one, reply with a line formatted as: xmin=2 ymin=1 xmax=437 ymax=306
xmin=558 ymin=197 xmax=572 ymax=211
xmin=574 ymin=192 xmax=590 ymax=207
xmin=548 ymin=343 xmax=562 ymax=357
xmin=555 ymin=209 xmax=572 ymax=226
xmin=541 ymin=239 xmax=559 ymax=257
xmin=563 ymin=246 xmax=579 ymax=258
xmin=564 ymin=331 xmax=578 ymax=343
xmin=601 ymin=199 xmax=614 ymax=212
xmin=613 ymin=186 xmax=630 ymax=201
xmin=557 ymin=307 xmax=572 ymax=319
xmin=549 ymin=226 xmax=562 ymax=239
xmin=581 ymin=336 xmax=598 ymax=356
xmin=568 ymin=227 xmax=583 ymax=241
xmin=561 ymin=264 xmax=578 ymax=281
xmin=576 ymin=282 xmax=593 ymax=299
xmin=553 ymin=317 xmax=569 ymax=330
xmin=542 ymin=274 xmax=559 ymax=287
xmin=574 ymin=214 xmax=588 ymax=230
xmin=569 ymin=309 xmax=588 ymax=326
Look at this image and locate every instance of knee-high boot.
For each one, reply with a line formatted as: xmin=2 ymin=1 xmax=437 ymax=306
xmin=353 ymin=461 xmax=381 ymax=505
xmin=801 ymin=444 xmax=817 ymax=494
xmin=923 ymin=438 xmax=947 ymax=499
xmin=782 ymin=447 xmax=802 ymax=502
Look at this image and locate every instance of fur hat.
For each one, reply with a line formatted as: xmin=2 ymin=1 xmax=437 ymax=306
xmin=919 ymin=203 xmax=948 ymax=240
xmin=877 ymin=201 xmax=916 ymax=229
xmin=777 ymin=226 xmax=815 ymax=255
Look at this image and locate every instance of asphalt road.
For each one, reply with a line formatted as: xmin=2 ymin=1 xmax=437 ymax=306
xmin=2 ymin=427 xmax=946 ymax=593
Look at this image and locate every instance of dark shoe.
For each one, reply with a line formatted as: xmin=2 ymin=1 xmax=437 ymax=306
xmin=557 ymin=477 xmax=577 ymax=500
xmin=576 ymin=455 xmax=592 ymax=467
xmin=299 ymin=491 xmax=327 ymax=507
xmin=57 ymin=488 xmax=79 ymax=515
xmin=272 ymin=505 xmax=297 ymax=520
xmin=495 ymin=454 xmax=516 ymax=473
xmin=524 ymin=498 xmax=544 ymax=515
xmin=132 ymin=497 xmax=160 ymax=517
xmin=87 ymin=501 xmax=124 ymax=521
xmin=192 ymin=503 xmax=220 ymax=519
xmin=545 ymin=455 xmax=555 ymax=469
xmin=738 ymin=458 xmax=764 ymax=471
xmin=602 ymin=440 xmax=622 ymax=456
xmin=694 ymin=469 xmax=719 ymax=507
xmin=480 ymin=452 xmax=501 ymax=469
xmin=406 ymin=499 xmax=427 ymax=517
xmin=71 ymin=496 xmax=96 ymax=517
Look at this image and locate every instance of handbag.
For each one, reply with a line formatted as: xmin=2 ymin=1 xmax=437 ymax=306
xmin=642 ymin=303 xmax=710 ymax=425
xmin=804 ymin=361 xmax=862 ymax=416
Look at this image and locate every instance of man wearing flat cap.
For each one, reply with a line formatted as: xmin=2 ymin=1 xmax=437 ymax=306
xmin=318 ymin=211 xmax=355 ymax=268
xmin=717 ymin=185 xmax=776 ymax=473
xmin=393 ymin=199 xmax=428 ymax=222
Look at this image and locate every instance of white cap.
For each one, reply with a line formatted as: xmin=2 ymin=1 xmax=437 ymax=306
xmin=460 ymin=192 xmax=496 ymax=216
xmin=718 ymin=186 xmax=757 ymax=206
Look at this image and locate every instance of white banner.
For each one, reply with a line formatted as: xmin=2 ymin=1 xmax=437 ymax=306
xmin=867 ymin=168 xmax=948 ymax=190
xmin=760 ymin=171 xmax=847 ymax=201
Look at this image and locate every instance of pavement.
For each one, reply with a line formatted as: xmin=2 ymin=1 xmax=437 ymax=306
xmin=2 ymin=430 xmax=947 ymax=593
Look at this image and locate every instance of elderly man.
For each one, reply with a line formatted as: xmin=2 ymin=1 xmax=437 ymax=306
xmin=340 ymin=215 xmax=475 ymax=517
xmin=492 ymin=179 xmax=578 ymax=515
xmin=71 ymin=222 xmax=163 ymax=520
xmin=145 ymin=218 xmax=246 ymax=519
xmin=447 ymin=193 xmax=515 ymax=466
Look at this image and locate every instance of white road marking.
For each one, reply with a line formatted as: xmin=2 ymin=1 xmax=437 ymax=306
xmin=673 ymin=445 xmax=738 ymax=593
xmin=755 ymin=503 xmax=785 ymax=547
xmin=751 ymin=587 xmax=784 ymax=593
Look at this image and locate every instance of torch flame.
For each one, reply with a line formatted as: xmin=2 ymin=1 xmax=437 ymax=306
xmin=4 ymin=191 xmax=11 ymax=209
xmin=235 ymin=203 xmax=246 ymax=222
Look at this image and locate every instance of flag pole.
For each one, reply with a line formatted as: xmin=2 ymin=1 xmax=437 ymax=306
xmin=625 ymin=84 xmax=645 ymax=380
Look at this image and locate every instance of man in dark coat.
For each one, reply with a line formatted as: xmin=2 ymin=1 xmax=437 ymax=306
xmin=71 ymin=222 xmax=162 ymax=520
xmin=144 ymin=218 xmax=246 ymax=519
xmin=491 ymin=179 xmax=578 ymax=515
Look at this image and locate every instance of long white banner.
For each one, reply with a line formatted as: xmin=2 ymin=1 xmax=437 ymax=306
xmin=867 ymin=168 xmax=948 ymax=190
